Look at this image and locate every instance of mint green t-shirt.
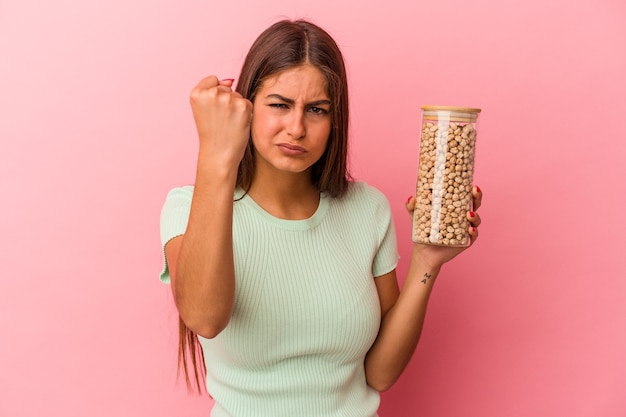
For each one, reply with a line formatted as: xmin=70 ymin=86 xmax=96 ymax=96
xmin=160 ymin=181 xmax=399 ymax=417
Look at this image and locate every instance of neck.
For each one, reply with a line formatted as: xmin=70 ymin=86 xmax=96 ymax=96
xmin=247 ymin=168 xmax=320 ymax=220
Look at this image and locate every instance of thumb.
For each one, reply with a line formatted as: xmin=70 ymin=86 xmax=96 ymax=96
xmin=219 ymin=78 xmax=235 ymax=87
xmin=405 ymin=195 xmax=416 ymax=218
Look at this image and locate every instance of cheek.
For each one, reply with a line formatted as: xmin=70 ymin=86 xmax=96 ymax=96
xmin=251 ymin=111 xmax=280 ymax=139
xmin=316 ymin=123 xmax=332 ymax=149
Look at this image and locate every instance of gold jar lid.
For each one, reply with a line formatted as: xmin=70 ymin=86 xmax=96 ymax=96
xmin=421 ymin=105 xmax=481 ymax=123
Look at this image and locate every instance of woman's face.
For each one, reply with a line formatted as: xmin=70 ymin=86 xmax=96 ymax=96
xmin=251 ymin=64 xmax=332 ymax=178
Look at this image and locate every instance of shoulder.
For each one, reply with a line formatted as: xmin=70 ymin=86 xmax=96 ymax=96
xmin=329 ymin=181 xmax=392 ymax=219
xmin=327 ymin=182 xmax=396 ymax=249
xmin=342 ymin=181 xmax=390 ymax=207
xmin=164 ymin=185 xmax=195 ymax=200
xmin=164 ymin=185 xmax=248 ymax=201
xmin=160 ymin=186 xmax=195 ymax=213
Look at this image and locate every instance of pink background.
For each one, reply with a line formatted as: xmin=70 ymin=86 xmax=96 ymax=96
xmin=1 ymin=0 xmax=625 ymax=416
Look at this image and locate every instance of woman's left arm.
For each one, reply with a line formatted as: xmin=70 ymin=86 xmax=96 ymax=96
xmin=364 ymin=187 xmax=483 ymax=392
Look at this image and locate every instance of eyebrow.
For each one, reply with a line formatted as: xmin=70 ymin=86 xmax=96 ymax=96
xmin=265 ymin=93 xmax=331 ymax=107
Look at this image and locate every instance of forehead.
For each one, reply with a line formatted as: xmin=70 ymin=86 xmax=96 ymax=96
xmin=258 ymin=65 xmax=329 ymax=99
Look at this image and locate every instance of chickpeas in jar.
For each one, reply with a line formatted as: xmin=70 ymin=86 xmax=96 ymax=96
xmin=412 ymin=105 xmax=481 ymax=247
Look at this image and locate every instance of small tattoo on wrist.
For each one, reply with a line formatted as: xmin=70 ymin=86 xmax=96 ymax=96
xmin=421 ymin=272 xmax=432 ymax=285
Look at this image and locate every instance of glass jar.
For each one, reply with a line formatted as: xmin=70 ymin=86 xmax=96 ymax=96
xmin=412 ymin=105 xmax=481 ymax=247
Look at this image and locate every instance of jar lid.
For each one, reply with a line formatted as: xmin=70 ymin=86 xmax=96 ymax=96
xmin=421 ymin=105 xmax=481 ymax=123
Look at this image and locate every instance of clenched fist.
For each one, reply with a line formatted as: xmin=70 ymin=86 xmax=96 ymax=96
xmin=190 ymin=76 xmax=253 ymax=169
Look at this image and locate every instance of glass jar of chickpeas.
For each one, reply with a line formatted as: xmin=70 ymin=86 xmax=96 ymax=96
xmin=412 ymin=105 xmax=481 ymax=247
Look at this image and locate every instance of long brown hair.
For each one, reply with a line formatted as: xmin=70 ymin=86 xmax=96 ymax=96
xmin=236 ymin=19 xmax=351 ymax=197
xmin=179 ymin=18 xmax=352 ymax=393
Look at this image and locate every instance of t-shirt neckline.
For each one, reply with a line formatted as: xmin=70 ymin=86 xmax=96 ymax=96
xmin=236 ymin=188 xmax=329 ymax=231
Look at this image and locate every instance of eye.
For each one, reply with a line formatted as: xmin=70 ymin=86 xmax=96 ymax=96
xmin=269 ymin=103 xmax=289 ymax=109
xmin=308 ymin=106 xmax=329 ymax=115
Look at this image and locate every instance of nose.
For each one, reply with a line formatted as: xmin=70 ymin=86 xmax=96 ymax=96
xmin=286 ymin=110 xmax=306 ymax=140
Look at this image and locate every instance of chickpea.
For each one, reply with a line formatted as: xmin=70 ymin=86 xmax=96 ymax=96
xmin=412 ymin=116 xmax=477 ymax=247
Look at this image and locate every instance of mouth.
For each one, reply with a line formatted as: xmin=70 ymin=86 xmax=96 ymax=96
xmin=277 ymin=143 xmax=307 ymax=153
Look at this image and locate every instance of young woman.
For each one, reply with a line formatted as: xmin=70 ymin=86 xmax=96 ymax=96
xmin=159 ymin=19 xmax=482 ymax=417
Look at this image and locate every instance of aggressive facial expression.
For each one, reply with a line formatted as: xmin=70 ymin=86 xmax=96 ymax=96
xmin=251 ymin=64 xmax=332 ymax=177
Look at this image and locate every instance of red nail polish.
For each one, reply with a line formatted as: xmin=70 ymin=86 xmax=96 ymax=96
xmin=475 ymin=185 xmax=481 ymax=193
xmin=470 ymin=226 xmax=476 ymax=233
xmin=222 ymin=78 xmax=235 ymax=82
xmin=407 ymin=196 xmax=412 ymax=204
xmin=469 ymin=211 xmax=475 ymax=217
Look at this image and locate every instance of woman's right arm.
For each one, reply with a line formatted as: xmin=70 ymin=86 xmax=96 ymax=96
xmin=165 ymin=76 xmax=252 ymax=338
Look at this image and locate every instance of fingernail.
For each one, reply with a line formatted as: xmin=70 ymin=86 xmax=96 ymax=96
xmin=470 ymin=226 xmax=476 ymax=233
xmin=406 ymin=196 xmax=413 ymax=204
xmin=469 ymin=211 xmax=475 ymax=218
xmin=475 ymin=185 xmax=481 ymax=193
xmin=222 ymin=78 xmax=235 ymax=82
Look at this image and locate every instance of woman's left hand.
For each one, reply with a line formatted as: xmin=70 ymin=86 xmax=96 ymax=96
xmin=406 ymin=186 xmax=483 ymax=270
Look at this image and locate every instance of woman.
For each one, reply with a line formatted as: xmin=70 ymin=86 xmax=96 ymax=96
xmin=159 ymin=19 xmax=482 ymax=417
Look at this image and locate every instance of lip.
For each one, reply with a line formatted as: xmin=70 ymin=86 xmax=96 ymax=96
xmin=277 ymin=142 xmax=307 ymax=155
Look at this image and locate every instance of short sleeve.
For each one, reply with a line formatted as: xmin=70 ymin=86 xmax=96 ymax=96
xmin=371 ymin=197 xmax=400 ymax=278
xmin=159 ymin=186 xmax=194 ymax=283
xmin=346 ymin=183 xmax=400 ymax=278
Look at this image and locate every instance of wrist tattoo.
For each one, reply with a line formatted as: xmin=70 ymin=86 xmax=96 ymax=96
xmin=421 ymin=272 xmax=432 ymax=285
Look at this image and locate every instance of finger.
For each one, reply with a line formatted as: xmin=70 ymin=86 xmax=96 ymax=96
xmin=222 ymin=90 xmax=245 ymax=100
xmin=213 ymin=85 xmax=235 ymax=94
xmin=218 ymin=78 xmax=235 ymax=87
xmin=467 ymin=210 xmax=482 ymax=227
xmin=405 ymin=195 xmax=416 ymax=216
xmin=194 ymin=75 xmax=220 ymax=90
xmin=472 ymin=185 xmax=483 ymax=210
xmin=190 ymin=83 xmax=231 ymax=106
xmin=468 ymin=225 xmax=479 ymax=244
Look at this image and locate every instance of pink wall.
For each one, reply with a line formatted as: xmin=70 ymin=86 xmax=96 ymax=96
xmin=1 ymin=0 xmax=625 ymax=416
